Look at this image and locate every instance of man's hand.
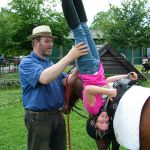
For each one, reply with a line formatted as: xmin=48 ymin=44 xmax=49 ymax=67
xmin=66 ymin=42 xmax=89 ymax=62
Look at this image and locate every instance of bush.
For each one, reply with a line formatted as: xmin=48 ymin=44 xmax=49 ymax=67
xmin=0 ymin=79 xmax=20 ymax=89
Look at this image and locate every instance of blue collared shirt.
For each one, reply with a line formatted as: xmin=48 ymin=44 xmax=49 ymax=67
xmin=19 ymin=51 xmax=67 ymax=111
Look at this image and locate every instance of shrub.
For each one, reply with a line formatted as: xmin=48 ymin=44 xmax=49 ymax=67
xmin=0 ymin=79 xmax=20 ymax=89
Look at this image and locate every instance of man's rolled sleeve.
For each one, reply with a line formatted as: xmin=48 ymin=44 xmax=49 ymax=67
xmin=19 ymin=59 xmax=44 ymax=88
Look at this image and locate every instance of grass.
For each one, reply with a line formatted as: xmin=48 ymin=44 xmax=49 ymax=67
xmin=0 ymin=89 xmax=97 ymax=150
xmin=0 ymin=89 xmax=126 ymax=150
xmin=0 ymin=104 xmax=27 ymax=150
xmin=134 ymin=65 xmax=150 ymax=87
xmin=0 ymin=66 xmax=150 ymax=149
xmin=67 ymin=101 xmax=98 ymax=150
xmin=0 ymin=89 xmax=27 ymax=150
xmin=0 ymin=72 xmax=19 ymax=81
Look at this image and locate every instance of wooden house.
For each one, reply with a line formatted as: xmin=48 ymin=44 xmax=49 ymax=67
xmin=99 ymin=44 xmax=146 ymax=80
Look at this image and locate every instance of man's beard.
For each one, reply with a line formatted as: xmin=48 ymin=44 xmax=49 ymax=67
xmin=42 ymin=50 xmax=52 ymax=57
xmin=39 ymin=44 xmax=52 ymax=57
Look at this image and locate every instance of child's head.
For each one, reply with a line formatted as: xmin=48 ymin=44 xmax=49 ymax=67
xmin=86 ymin=112 xmax=109 ymax=139
xmin=95 ymin=112 xmax=109 ymax=131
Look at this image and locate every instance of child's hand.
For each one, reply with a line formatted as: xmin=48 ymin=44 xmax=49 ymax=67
xmin=108 ymin=97 xmax=113 ymax=101
xmin=107 ymin=89 xmax=117 ymax=101
xmin=128 ymin=72 xmax=138 ymax=80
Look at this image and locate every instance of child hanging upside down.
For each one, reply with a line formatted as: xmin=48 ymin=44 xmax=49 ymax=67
xmin=61 ymin=0 xmax=138 ymax=133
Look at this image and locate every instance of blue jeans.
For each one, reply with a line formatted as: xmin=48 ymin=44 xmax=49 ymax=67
xmin=72 ymin=22 xmax=100 ymax=74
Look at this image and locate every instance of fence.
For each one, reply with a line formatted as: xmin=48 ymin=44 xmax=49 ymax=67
xmin=0 ymin=57 xmax=19 ymax=76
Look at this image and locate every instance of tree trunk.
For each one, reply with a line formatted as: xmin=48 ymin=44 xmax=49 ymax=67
xmin=141 ymin=47 xmax=144 ymax=64
xmin=131 ymin=47 xmax=134 ymax=65
xmin=59 ymin=45 xmax=63 ymax=59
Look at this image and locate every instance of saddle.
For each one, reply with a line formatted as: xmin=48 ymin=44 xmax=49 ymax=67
xmin=86 ymin=78 xmax=136 ymax=140
xmin=107 ymin=78 xmax=136 ymax=119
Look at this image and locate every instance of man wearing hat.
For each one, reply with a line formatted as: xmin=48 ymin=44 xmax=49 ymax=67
xmin=19 ymin=25 xmax=88 ymax=150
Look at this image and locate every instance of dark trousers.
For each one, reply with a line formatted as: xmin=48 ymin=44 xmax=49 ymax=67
xmin=24 ymin=110 xmax=66 ymax=150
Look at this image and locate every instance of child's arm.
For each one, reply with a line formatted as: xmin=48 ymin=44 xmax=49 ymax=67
xmin=106 ymin=72 xmax=138 ymax=83
xmin=85 ymin=85 xmax=114 ymax=95
xmin=84 ymin=85 xmax=116 ymax=106
xmin=106 ymin=74 xmax=128 ymax=83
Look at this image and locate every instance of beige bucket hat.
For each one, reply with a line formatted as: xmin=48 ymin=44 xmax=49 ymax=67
xmin=27 ymin=25 xmax=57 ymax=40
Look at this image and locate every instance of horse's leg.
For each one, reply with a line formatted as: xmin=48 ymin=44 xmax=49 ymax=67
xmin=140 ymin=97 xmax=150 ymax=150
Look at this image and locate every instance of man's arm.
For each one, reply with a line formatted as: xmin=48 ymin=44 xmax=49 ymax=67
xmin=39 ymin=43 xmax=88 ymax=84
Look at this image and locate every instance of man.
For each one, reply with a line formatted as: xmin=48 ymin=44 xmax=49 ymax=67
xmin=19 ymin=25 xmax=88 ymax=150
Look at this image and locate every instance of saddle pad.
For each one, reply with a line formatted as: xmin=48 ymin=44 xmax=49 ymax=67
xmin=113 ymin=85 xmax=150 ymax=150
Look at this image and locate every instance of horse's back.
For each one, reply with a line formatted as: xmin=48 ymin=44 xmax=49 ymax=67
xmin=140 ymin=96 xmax=150 ymax=149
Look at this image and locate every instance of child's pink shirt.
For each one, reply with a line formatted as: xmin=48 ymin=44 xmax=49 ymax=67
xmin=78 ymin=63 xmax=107 ymax=115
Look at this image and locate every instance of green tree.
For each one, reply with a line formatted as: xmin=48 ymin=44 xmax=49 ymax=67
xmin=91 ymin=0 xmax=150 ymax=50
xmin=0 ymin=9 xmax=17 ymax=55
xmin=0 ymin=0 xmax=70 ymax=56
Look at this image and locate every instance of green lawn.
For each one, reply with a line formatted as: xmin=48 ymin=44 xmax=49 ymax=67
xmin=0 ymin=67 xmax=150 ymax=150
xmin=0 ymin=89 xmax=130 ymax=150
xmin=0 ymin=89 xmax=98 ymax=150
xmin=0 ymin=89 xmax=27 ymax=150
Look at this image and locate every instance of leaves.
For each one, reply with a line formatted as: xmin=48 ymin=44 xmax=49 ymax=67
xmin=91 ymin=0 xmax=150 ymax=49
xmin=0 ymin=0 xmax=69 ymax=56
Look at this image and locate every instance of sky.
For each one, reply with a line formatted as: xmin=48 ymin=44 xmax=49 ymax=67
xmin=82 ymin=0 xmax=122 ymax=24
xmin=0 ymin=0 xmax=123 ymax=24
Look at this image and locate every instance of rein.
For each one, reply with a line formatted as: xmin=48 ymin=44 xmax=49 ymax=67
xmin=65 ymin=75 xmax=71 ymax=150
xmin=72 ymin=106 xmax=88 ymax=119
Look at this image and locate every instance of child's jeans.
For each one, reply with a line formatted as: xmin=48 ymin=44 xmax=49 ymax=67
xmin=72 ymin=22 xmax=100 ymax=74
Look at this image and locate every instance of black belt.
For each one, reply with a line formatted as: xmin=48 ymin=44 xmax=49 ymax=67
xmin=25 ymin=107 xmax=64 ymax=115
